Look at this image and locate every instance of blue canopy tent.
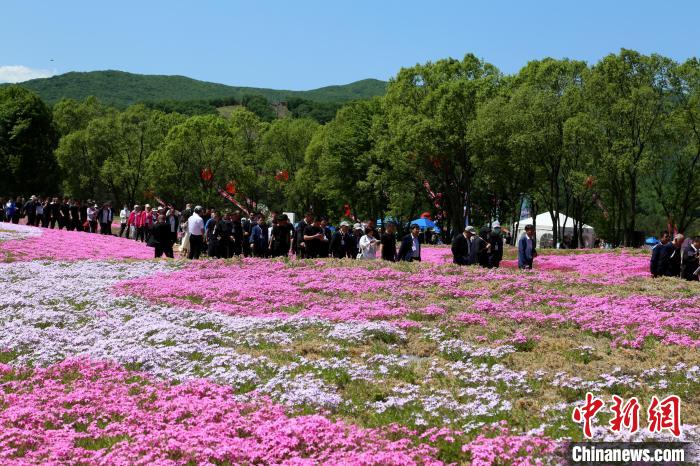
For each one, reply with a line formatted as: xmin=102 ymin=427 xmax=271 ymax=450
xmin=645 ymin=236 xmax=659 ymax=245
xmin=410 ymin=218 xmax=442 ymax=233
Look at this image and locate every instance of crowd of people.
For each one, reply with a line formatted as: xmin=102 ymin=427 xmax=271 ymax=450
xmin=177 ymin=208 xmax=427 ymax=262
xmin=1 ymin=196 xmax=114 ymax=234
xmin=649 ymin=232 xmax=700 ymax=281
xmin=3 ymin=195 xmax=699 ymax=281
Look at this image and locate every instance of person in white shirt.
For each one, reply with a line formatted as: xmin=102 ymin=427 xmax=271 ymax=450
xmin=358 ymin=227 xmax=379 ymax=260
xmin=187 ymin=206 xmax=205 ymax=259
xmin=119 ymin=204 xmax=130 ymax=238
xmin=86 ymin=204 xmax=98 ymax=233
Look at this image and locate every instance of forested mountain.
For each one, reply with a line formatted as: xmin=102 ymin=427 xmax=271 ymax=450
xmin=3 ymin=70 xmax=387 ymax=107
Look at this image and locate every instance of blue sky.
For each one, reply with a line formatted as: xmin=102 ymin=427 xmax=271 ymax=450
xmin=1 ymin=0 xmax=698 ymax=89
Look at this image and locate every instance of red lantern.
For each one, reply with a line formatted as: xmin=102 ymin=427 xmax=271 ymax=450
xmin=420 ymin=212 xmax=431 ymax=219
xmin=200 ymin=168 xmax=213 ymax=182
xmin=225 ymin=181 xmax=237 ymax=195
xmin=275 ymin=169 xmax=289 ymax=182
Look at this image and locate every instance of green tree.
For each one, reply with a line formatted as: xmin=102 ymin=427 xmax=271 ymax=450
xmin=259 ymin=117 xmax=319 ymax=212
xmin=648 ymin=58 xmax=700 ymax=233
xmin=0 ymin=86 xmax=59 ymax=195
xmin=314 ymin=98 xmax=390 ymax=221
xmin=508 ymin=58 xmax=588 ymax=244
xmin=383 ymin=54 xmax=501 ymax=233
xmin=99 ymin=105 xmax=184 ymax=207
xmin=52 ymin=96 xmax=111 ymax=136
xmin=147 ymin=115 xmax=245 ymax=207
xmin=584 ymin=49 xmax=675 ymax=245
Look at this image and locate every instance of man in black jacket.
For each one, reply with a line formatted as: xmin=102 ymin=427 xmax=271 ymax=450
xmin=451 ymin=227 xmax=472 ymax=265
xmin=398 ymin=224 xmax=422 ymax=262
xmin=667 ymin=234 xmax=685 ymax=277
xmin=379 ymin=222 xmax=397 ymax=262
xmin=270 ymin=214 xmax=293 ymax=258
xmin=303 ymin=216 xmax=326 ymax=259
xmin=150 ymin=214 xmax=175 ymax=258
xmin=330 ymin=221 xmax=355 ymax=259
xmin=294 ymin=212 xmax=314 ymax=259
xmin=681 ymin=236 xmax=700 ymax=281
xmin=650 ymin=231 xmax=672 ymax=277
xmin=23 ymin=196 xmax=37 ymax=227
xmin=49 ymin=198 xmax=60 ymax=228
xmin=206 ymin=212 xmax=225 ymax=258
xmin=59 ymin=198 xmax=70 ymax=230
xmin=488 ymin=222 xmax=504 ymax=268
xmin=69 ymin=200 xmax=80 ymax=231
xmin=230 ymin=211 xmax=244 ymax=256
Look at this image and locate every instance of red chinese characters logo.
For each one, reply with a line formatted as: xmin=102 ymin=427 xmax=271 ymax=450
xmin=647 ymin=395 xmax=681 ymax=437
xmin=572 ymin=392 xmax=604 ymax=438
xmin=572 ymin=394 xmax=681 ymax=438
xmin=609 ymin=395 xmax=640 ymax=433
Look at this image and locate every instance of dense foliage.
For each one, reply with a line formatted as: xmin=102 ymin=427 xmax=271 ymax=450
xmin=2 ymin=70 xmax=388 ymax=106
xmin=2 ymin=50 xmax=700 ymax=245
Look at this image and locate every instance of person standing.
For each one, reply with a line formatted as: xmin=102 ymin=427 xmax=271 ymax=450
xmin=330 ymin=221 xmax=355 ymax=259
xmin=69 ymin=200 xmax=80 ymax=231
xmin=119 ymin=204 xmax=130 ymax=237
xmin=24 ymin=196 xmax=37 ymax=227
xmin=59 ymin=198 xmax=70 ymax=229
xmin=250 ymin=214 xmax=270 ymax=258
xmin=220 ymin=211 xmax=234 ymax=258
xmin=518 ymin=224 xmax=537 ymax=269
xmin=451 ymin=227 xmax=472 ymax=265
xmin=150 ymin=214 xmax=175 ymax=258
xmin=230 ymin=211 xmax=244 ymax=256
xmin=294 ymin=212 xmax=314 ymax=259
xmin=166 ymin=208 xmax=179 ymax=245
xmin=488 ymin=222 xmax=504 ymax=268
xmin=127 ymin=205 xmax=142 ymax=241
xmin=398 ymin=224 xmax=422 ymax=262
xmin=681 ymin=236 xmax=700 ymax=281
xmin=49 ymin=198 xmax=61 ymax=229
xmin=303 ymin=216 xmax=326 ymax=259
xmin=319 ymin=217 xmax=332 ymax=258
xmin=187 ymin=206 xmax=205 ymax=260
xmin=4 ymin=198 xmax=16 ymax=224
xmin=667 ymin=234 xmax=685 ymax=278
xmin=379 ymin=222 xmax=397 ymax=262
xmin=143 ymin=205 xmax=154 ymax=243
xmin=477 ymin=227 xmax=491 ymax=267
xmin=358 ymin=227 xmax=379 ymax=260
xmin=270 ymin=214 xmax=293 ymax=258
xmin=351 ymin=223 xmax=363 ymax=257
xmin=40 ymin=198 xmax=51 ymax=227
xmin=206 ymin=212 xmax=224 ymax=258
xmin=650 ymin=231 xmax=671 ymax=277
xmin=98 ymin=202 xmax=113 ymax=235
xmin=87 ymin=203 xmax=99 ymax=233
xmin=79 ymin=200 xmax=88 ymax=231
xmin=242 ymin=216 xmax=253 ymax=257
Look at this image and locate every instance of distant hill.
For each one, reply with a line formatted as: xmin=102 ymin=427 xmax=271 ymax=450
xmin=3 ymin=70 xmax=387 ymax=107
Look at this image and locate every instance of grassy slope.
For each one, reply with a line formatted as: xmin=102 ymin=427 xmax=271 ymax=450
xmin=4 ymin=70 xmax=387 ymax=106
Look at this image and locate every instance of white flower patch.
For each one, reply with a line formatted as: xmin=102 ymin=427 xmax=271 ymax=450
xmin=0 ymin=222 xmax=42 ymax=241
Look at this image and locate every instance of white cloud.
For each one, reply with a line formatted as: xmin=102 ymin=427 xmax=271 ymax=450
xmin=0 ymin=65 xmax=55 ymax=83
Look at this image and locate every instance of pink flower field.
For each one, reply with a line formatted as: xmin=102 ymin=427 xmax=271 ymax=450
xmin=0 ymin=223 xmax=153 ymax=261
xmin=1 ymin=227 xmax=698 ymax=465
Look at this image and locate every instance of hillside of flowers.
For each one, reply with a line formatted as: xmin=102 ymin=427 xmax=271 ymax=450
xmin=1 ymin=223 xmax=698 ymax=465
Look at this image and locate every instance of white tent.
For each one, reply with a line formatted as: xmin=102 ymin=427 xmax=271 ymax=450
xmin=514 ymin=212 xmax=595 ymax=248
